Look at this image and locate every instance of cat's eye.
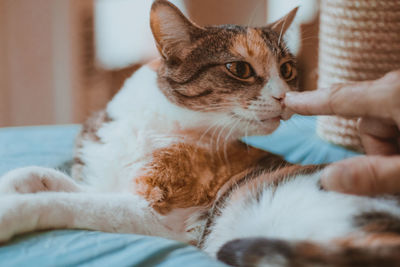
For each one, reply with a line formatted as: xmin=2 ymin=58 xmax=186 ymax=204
xmin=225 ymin=62 xmax=254 ymax=80
xmin=280 ymin=61 xmax=296 ymax=81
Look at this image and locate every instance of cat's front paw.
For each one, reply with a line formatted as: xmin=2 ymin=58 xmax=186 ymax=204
xmin=0 ymin=196 xmax=30 ymax=242
xmin=0 ymin=166 xmax=81 ymax=195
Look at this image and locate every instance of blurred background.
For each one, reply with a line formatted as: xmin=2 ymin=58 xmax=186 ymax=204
xmin=0 ymin=0 xmax=319 ymax=127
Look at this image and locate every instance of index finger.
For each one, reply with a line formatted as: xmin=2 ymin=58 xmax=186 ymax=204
xmin=320 ymin=155 xmax=400 ymax=196
xmin=285 ymin=78 xmax=394 ymax=120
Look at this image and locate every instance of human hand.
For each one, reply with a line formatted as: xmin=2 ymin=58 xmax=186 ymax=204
xmin=284 ymin=70 xmax=400 ymax=195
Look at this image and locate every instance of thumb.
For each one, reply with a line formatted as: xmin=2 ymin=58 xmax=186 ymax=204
xmin=320 ymin=156 xmax=400 ymax=196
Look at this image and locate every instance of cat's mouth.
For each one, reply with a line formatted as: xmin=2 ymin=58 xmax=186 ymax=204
xmin=261 ymin=116 xmax=281 ymax=122
xmin=231 ymin=113 xmax=281 ymax=124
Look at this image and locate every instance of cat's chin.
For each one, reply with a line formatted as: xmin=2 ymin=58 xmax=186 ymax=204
xmin=242 ymin=119 xmax=281 ymax=136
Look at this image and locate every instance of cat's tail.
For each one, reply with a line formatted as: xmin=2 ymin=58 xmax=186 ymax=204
xmin=217 ymin=236 xmax=400 ymax=267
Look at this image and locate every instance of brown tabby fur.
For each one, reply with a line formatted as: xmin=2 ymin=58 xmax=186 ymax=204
xmin=151 ymin=0 xmax=297 ymax=111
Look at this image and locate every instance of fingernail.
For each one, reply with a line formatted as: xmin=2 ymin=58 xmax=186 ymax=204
xmin=284 ymin=92 xmax=298 ymax=105
xmin=320 ymin=165 xmax=347 ymax=192
xmin=285 ymin=92 xmax=298 ymax=99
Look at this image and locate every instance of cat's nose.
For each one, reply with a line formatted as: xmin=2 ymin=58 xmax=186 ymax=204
xmin=271 ymin=89 xmax=286 ymax=101
xmin=272 ymin=96 xmax=284 ymax=102
xmin=272 ymin=95 xmax=285 ymax=108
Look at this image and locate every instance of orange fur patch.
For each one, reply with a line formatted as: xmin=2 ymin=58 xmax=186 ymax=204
xmin=230 ymin=29 xmax=270 ymax=76
xmin=135 ymin=141 xmax=276 ymax=214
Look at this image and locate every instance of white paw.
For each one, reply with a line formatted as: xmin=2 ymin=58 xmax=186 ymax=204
xmin=0 ymin=195 xmax=48 ymax=243
xmin=0 ymin=196 xmax=27 ymax=242
xmin=0 ymin=166 xmax=81 ymax=195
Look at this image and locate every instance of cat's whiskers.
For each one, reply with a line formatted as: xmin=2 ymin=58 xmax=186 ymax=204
xmin=299 ymin=36 xmax=319 ymax=42
xmin=298 ymin=32 xmax=319 ymax=47
xmin=208 ymin=117 xmax=232 ymax=156
xmin=187 ymin=102 xmax=238 ymax=149
xmin=187 ymin=104 xmax=236 ymax=114
xmin=189 ymin=103 xmax=234 ymax=110
xmin=245 ymin=0 xmax=265 ymax=27
xmin=196 ymin=118 xmax=230 ymax=156
xmin=197 ymin=118 xmax=225 ymax=148
xmin=248 ymin=108 xmax=262 ymax=123
xmin=244 ymin=120 xmax=251 ymax=152
xmin=215 ymin=119 xmax=232 ymax=149
xmin=283 ymin=115 xmax=315 ymax=132
xmin=215 ymin=118 xmax=235 ymax=161
xmin=277 ymin=14 xmax=291 ymax=46
xmin=223 ymin=117 xmax=242 ymax=167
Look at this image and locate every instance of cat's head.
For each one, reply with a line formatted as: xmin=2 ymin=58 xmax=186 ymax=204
xmin=150 ymin=0 xmax=298 ymax=136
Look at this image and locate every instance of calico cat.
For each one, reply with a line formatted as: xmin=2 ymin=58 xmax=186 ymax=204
xmin=1 ymin=1 xmax=400 ymax=266
xmin=0 ymin=0 xmax=297 ymax=243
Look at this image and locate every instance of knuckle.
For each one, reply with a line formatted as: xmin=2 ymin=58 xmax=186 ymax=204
xmin=356 ymin=117 xmax=364 ymax=132
xmin=327 ymin=83 xmax=344 ymax=113
xmin=363 ymin=157 xmax=381 ymax=193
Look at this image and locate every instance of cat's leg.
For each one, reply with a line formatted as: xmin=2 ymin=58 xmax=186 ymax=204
xmin=0 ymin=192 xmax=186 ymax=243
xmin=0 ymin=166 xmax=84 ymax=194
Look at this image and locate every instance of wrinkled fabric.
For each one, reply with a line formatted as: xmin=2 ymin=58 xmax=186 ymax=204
xmin=0 ymin=230 xmax=225 ymax=267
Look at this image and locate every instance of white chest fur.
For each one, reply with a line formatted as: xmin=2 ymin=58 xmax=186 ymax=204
xmin=76 ymin=66 xmax=224 ymax=193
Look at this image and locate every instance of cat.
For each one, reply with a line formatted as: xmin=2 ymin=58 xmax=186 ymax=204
xmin=0 ymin=0 xmax=297 ymax=244
xmin=1 ymin=1 xmax=400 ymax=266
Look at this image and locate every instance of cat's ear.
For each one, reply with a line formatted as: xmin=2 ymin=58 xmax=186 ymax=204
xmin=269 ymin=7 xmax=299 ymax=36
xmin=150 ymin=0 xmax=203 ymax=60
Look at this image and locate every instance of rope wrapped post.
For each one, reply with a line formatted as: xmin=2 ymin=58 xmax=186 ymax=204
xmin=317 ymin=0 xmax=400 ymax=151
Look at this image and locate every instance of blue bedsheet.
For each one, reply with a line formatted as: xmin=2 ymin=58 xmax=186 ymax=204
xmin=0 ymin=231 xmax=224 ymax=267
xmin=0 ymin=115 xmax=359 ymax=266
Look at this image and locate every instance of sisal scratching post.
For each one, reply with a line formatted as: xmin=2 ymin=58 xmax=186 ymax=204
xmin=317 ymin=0 xmax=400 ymax=151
